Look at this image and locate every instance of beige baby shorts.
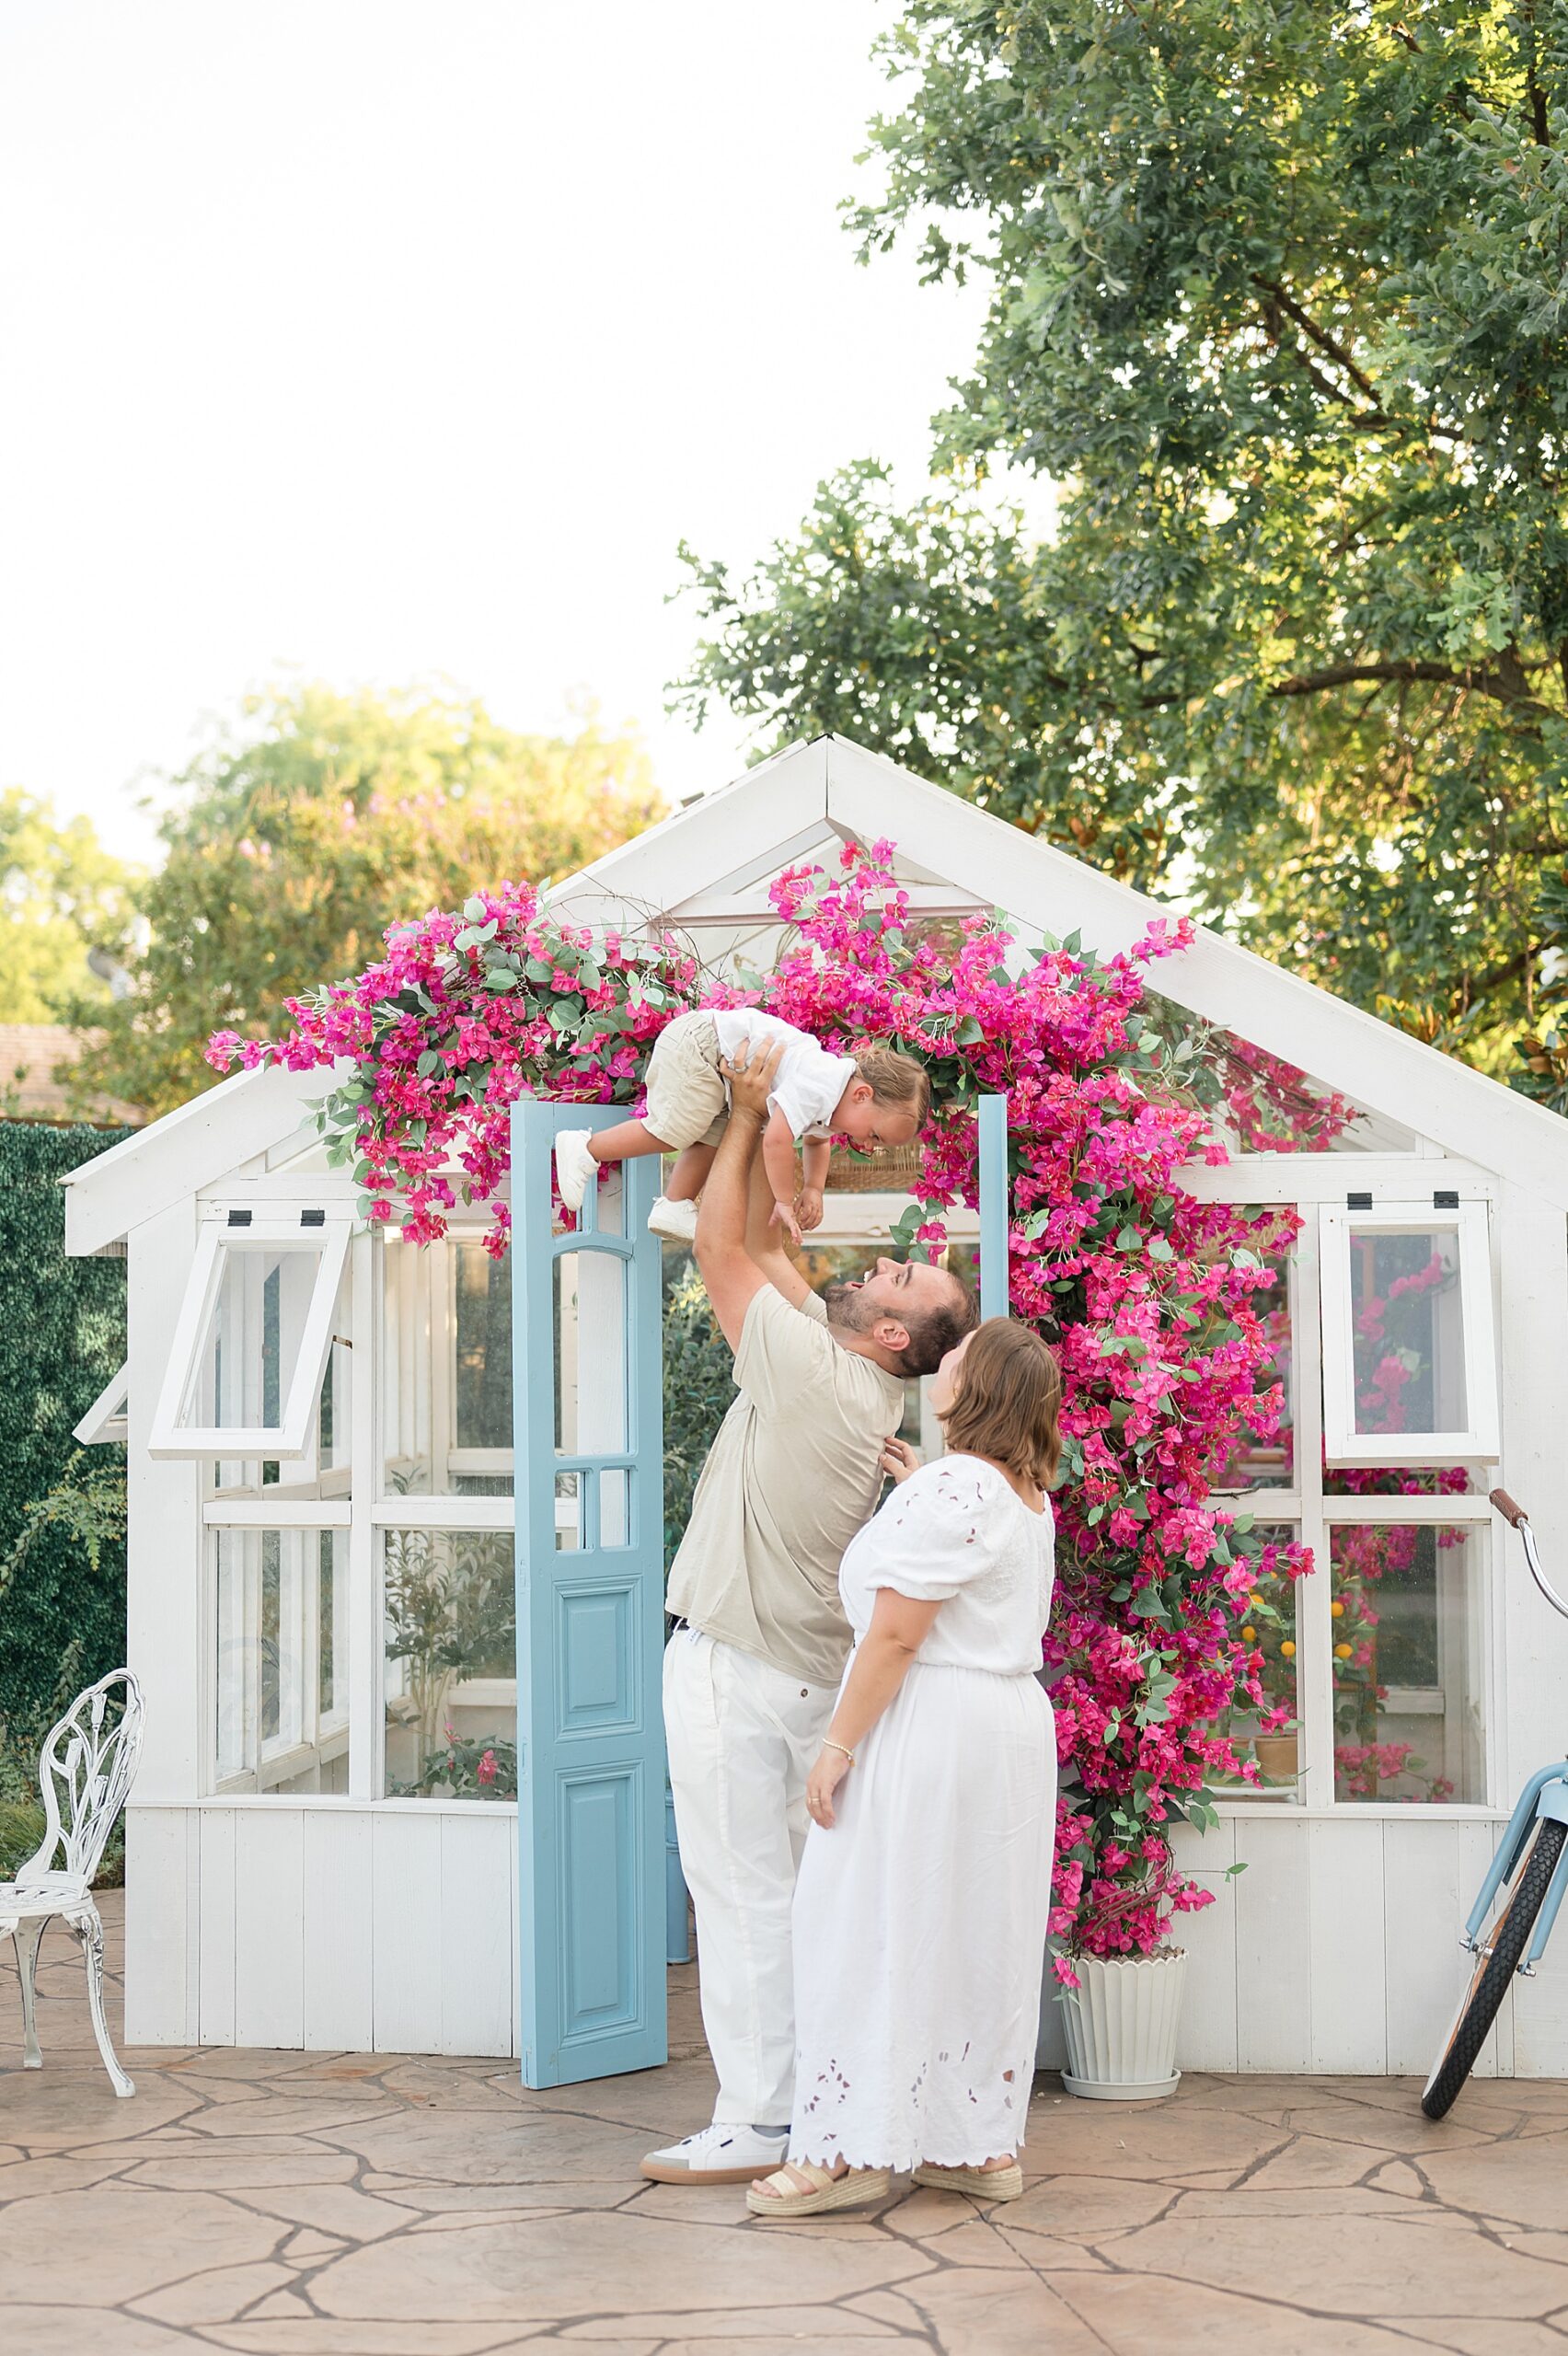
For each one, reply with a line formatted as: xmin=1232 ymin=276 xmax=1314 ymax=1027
xmin=643 ymin=1012 xmax=730 ymax=1149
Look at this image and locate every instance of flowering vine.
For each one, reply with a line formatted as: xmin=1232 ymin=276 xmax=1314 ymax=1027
xmin=212 ymin=840 xmax=1315 ymax=1964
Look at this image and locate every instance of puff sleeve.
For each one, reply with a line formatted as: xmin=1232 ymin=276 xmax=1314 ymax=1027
xmin=859 ymin=1460 xmax=1009 ymax=1603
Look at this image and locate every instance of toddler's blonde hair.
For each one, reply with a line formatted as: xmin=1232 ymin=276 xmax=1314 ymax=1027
xmin=853 ymin=1045 xmax=931 ymax=1127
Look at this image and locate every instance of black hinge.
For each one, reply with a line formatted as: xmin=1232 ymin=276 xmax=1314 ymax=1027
xmin=1346 ymin=1191 xmax=1373 ymax=1210
xmin=1434 ymin=1189 xmax=1459 ymax=1209
xmin=300 ymin=1207 xmax=326 ymax=1228
xmin=226 ymin=1208 xmax=252 ymax=1228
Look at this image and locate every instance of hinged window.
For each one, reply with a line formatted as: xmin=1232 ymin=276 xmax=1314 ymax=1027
xmin=150 ymin=1207 xmax=352 ymax=1461
xmin=1319 ymin=1200 xmax=1498 ymax=1465
xmin=74 ymin=1361 xmax=129 ymax=1447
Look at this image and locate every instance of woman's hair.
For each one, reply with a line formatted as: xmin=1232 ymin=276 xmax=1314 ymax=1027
xmin=853 ymin=1045 xmax=931 ymax=1126
xmin=939 ymin=1318 xmax=1063 ymax=1489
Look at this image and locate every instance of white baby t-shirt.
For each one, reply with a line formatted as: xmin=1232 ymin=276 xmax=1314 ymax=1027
xmin=709 ymin=1009 xmax=857 ymax=1141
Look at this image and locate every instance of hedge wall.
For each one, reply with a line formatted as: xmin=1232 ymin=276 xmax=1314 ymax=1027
xmin=0 ymin=1123 xmax=130 ymax=1725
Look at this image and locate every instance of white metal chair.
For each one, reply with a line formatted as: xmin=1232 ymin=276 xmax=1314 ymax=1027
xmin=1 ymin=1669 xmax=144 ymax=2096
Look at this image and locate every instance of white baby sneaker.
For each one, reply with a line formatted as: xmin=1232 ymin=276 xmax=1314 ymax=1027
xmin=553 ymin=1128 xmax=598 ymax=1214
xmin=647 ymin=1195 xmax=699 ymax=1243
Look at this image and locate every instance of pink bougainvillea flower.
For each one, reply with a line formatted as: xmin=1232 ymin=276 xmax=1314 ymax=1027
xmin=210 ymin=839 xmax=1326 ymax=1958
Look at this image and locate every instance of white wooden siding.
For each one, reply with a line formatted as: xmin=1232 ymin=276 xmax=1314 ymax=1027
xmin=129 ymin=1802 xmax=518 ymax=2056
xmin=1168 ymin=1815 xmax=1518 ymax=2077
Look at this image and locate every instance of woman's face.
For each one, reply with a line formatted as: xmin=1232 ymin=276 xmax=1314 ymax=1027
xmin=928 ymin=1329 xmax=974 ymax=1418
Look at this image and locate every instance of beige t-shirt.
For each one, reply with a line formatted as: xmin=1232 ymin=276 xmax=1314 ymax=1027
xmin=665 ymin=1286 xmax=908 ymax=1687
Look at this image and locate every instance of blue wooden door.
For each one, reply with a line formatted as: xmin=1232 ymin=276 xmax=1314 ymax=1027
xmin=512 ymin=1102 xmax=667 ymax=2086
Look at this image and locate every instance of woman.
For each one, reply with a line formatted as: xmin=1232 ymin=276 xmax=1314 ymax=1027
xmin=748 ymin=1316 xmax=1059 ymax=2219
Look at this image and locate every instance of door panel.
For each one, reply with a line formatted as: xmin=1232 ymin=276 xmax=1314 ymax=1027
xmin=513 ymin=1102 xmax=666 ymax=2085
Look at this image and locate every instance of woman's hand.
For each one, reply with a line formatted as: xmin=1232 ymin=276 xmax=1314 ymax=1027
xmin=880 ymin=1436 xmax=921 ymax=1484
xmin=806 ymin=1745 xmax=853 ymax=1830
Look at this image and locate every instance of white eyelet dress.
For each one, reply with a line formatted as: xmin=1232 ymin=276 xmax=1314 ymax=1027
xmin=789 ymin=1453 xmax=1057 ymax=2174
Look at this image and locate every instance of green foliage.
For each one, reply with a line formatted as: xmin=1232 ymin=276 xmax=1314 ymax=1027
xmin=75 ymin=684 xmax=666 ymax=1118
xmin=0 ymin=1126 xmax=129 ymax=1737
xmin=676 ymin=3 xmax=1568 ymax=1079
xmin=0 ymin=789 xmax=138 ymax=1025
xmin=384 ymin=1524 xmax=516 ymax=1782
xmin=0 ymin=1799 xmax=48 ymax=1881
xmin=662 ymin=1255 xmax=737 ymax=1573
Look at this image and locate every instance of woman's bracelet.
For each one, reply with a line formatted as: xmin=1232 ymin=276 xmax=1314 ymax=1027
xmin=822 ymin=1738 xmax=856 ymax=1765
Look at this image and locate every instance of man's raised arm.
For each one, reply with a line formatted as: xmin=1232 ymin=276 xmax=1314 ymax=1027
xmin=744 ymin=1139 xmax=812 ymax=1311
xmin=694 ymin=1036 xmax=787 ymax=1351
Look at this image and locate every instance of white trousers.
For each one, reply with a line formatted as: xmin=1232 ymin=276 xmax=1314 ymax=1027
xmin=663 ymin=1624 xmax=836 ymax=2127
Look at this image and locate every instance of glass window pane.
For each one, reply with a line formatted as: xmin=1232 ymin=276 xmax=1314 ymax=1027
xmin=318 ymin=1529 xmax=346 ymax=1720
xmin=1209 ymin=1527 xmax=1302 ymax=1794
xmin=580 ymin=1165 xmax=625 ymax=1238
xmin=382 ymin=1235 xmax=513 ymax=1496
xmin=600 ymin=1467 xmax=629 ymax=1548
xmin=554 ymin=1251 xmax=627 ymax=1457
xmin=182 ymin=1240 xmax=333 ymax=1436
xmin=556 ymin=1471 xmax=580 ymax=1550
xmin=1345 ymin=1228 xmax=1468 ymax=1440
xmin=454 ymin=1242 xmax=513 ymax=1449
xmin=383 ymin=1528 xmax=516 ymax=1798
xmin=1331 ymin=1522 xmax=1484 ymax=1803
xmin=1218 ymin=1253 xmax=1293 ymax=1489
xmin=213 ymin=1527 xmax=348 ymax=1796
xmin=1139 ymin=987 xmax=1421 ymax=1153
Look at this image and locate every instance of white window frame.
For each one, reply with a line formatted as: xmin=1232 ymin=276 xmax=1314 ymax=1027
xmin=209 ymin=1520 xmax=352 ymax=1796
xmin=1319 ymin=1199 xmax=1499 ymax=1466
xmin=73 ymin=1360 xmax=129 ymax=1446
xmin=150 ymin=1205 xmax=353 ymax=1461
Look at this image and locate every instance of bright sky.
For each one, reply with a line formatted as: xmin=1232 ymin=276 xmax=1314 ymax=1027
xmin=0 ymin=1 xmax=997 ymax=865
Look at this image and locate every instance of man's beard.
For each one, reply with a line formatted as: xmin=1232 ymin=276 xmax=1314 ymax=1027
xmin=823 ymin=1278 xmax=879 ymax=1336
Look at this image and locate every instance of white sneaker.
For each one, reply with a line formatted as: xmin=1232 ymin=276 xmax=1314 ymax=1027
xmin=640 ymin=2121 xmax=789 ymax=2185
xmin=647 ymin=1194 xmax=698 ymax=1243
xmin=554 ymin=1128 xmax=598 ymax=1214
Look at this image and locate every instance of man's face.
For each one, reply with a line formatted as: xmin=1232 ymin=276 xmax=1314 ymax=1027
xmin=825 ymin=1254 xmax=954 ymax=1345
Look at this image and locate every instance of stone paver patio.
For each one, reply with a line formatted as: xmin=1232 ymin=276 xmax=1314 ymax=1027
xmin=5 ymin=1899 xmax=1568 ymax=2352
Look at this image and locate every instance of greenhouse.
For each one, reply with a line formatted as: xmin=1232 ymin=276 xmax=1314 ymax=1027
xmin=63 ymin=733 xmax=1568 ymax=2081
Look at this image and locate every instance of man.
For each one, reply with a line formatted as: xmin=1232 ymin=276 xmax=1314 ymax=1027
xmin=643 ymin=1036 xmax=977 ymax=2186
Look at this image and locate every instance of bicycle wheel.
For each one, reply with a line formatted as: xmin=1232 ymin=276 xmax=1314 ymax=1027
xmin=1422 ymin=1818 xmax=1567 ymax=2120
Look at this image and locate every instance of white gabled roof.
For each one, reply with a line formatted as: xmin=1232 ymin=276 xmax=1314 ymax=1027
xmin=63 ymin=1058 xmax=341 ymax=1257
xmin=63 ymin=733 xmax=1568 ymax=1250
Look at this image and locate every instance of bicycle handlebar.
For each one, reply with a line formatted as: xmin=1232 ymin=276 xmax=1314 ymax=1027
xmin=1492 ymin=1489 xmax=1568 ymax=1623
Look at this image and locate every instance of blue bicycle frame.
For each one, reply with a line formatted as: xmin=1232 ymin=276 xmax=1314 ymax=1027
xmin=1462 ymin=1762 xmax=1568 ymax=1973
xmin=1462 ymin=1491 xmax=1568 ymax=1974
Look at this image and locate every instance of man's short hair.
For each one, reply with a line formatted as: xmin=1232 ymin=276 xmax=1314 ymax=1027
xmin=895 ymin=1268 xmax=979 ymax=1379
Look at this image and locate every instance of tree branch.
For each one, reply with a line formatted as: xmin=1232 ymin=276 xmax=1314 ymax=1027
xmin=1251 ymin=274 xmax=1381 ymax=409
xmin=1268 ymin=659 xmax=1555 ymax=719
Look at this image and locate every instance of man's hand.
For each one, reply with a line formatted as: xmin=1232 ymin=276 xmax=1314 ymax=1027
xmin=719 ymin=1034 xmax=785 ymax=1123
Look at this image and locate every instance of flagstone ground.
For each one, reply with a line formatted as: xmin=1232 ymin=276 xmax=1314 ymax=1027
xmin=3 ymin=1896 xmax=1568 ymax=2354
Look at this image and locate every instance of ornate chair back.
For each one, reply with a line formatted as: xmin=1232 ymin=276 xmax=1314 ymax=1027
xmin=17 ymin=1669 xmax=145 ymax=1891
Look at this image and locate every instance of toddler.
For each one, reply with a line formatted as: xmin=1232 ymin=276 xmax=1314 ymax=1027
xmin=554 ymin=1008 xmax=930 ymax=1244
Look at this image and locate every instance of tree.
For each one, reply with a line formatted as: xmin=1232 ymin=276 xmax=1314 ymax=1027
xmin=0 ymin=789 xmax=137 ymax=1023
xmin=77 ymin=686 xmax=665 ymax=1116
xmin=675 ymin=3 xmax=1568 ymax=1083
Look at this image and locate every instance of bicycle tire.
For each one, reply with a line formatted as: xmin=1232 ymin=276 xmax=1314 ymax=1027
xmin=1422 ymin=1817 xmax=1567 ymax=2120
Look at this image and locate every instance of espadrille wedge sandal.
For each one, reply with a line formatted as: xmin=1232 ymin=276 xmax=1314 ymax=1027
xmin=912 ymin=2160 xmax=1024 ymax=2201
xmin=745 ymin=2161 xmax=891 ymax=2219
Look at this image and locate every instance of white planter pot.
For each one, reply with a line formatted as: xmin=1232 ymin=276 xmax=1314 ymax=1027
xmin=1057 ymin=1948 xmax=1188 ymax=2100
